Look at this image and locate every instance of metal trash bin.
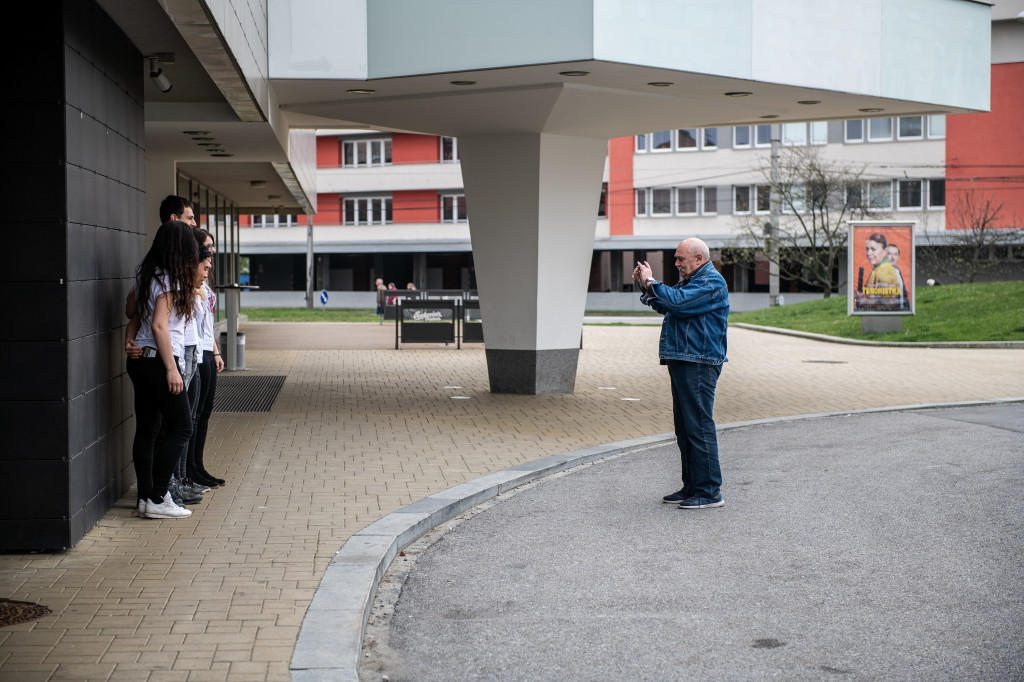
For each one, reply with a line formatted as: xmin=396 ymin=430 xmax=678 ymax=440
xmin=218 ymin=331 xmax=246 ymax=369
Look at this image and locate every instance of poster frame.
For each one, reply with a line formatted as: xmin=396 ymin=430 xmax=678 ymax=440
xmin=847 ymin=220 xmax=916 ymax=317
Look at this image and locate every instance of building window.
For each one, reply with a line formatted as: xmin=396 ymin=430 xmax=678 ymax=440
xmin=703 ymin=128 xmax=718 ymax=149
xmin=677 ymin=187 xmax=698 ymax=215
xmin=810 ymin=121 xmax=828 ymax=146
xmin=845 ymin=120 xmax=864 ymax=143
xmin=928 ymin=179 xmax=945 ymax=208
xmin=734 ymin=185 xmax=751 ymax=214
xmin=343 ymin=139 xmax=392 ymax=167
xmin=867 ymin=118 xmax=893 ymax=142
xmin=897 ymin=180 xmax=923 ymax=210
xmin=636 ymin=134 xmax=648 ymax=153
xmin=651 ymin=130 xmax=673 ymax=151
xmin=250 ymin=214 xmax=298 ymax=228
xmin=703 ymin=186 xmax=718 ymax=215
xmin=343 ymin=197 xmax=392 ymax=225
xmin=676 ymin=129 xmax=698 ymax=150
xmin=897 ymin=116 xmax=924 ymax=140
xmin=651 ymin=188 xmax=672 ymax=216
xmin=441 ymin=136 xmax=459 ymax=162
xmin=756 ymin=185 xmax=771 ymax=213
xmin=782 ymin=122 xmax=807 ymax=147
xmin=635 ymin=188 xmax=648 ymax=216
xmin=928 ymin=115 xmax=946 ymax=139
xmin=734 ymin=126 xmax=751 ymax=148
xmin=440 ymin=194 xmax=467 ymax=223
xmin=868 ymin=180 xmax=892 ymax=210
xmin=598 ymin=183 xmax=607 ymax=217
xmin=755 ymin=124 xmax=772 ymax=148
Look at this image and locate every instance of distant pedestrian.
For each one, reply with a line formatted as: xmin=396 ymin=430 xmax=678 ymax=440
xmin=633 ymin=238 xmax=729 ymax=509
xmin=386 ymin=282 xmax=398 ymax=306
xmin=375 ymin=278 xmax=386 ymax=319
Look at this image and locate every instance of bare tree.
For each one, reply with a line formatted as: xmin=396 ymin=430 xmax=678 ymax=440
xmin=726 ymin=146 xmax=876 ymax=297
xmin=919 ymin=189 xmax=1023 ymax=283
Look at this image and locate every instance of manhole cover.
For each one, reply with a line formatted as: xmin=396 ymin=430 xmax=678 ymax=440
xmin=0 ymin=599 xmax=51 ymax=627
xmin=213 ymin=375 xmax=286 ymax=413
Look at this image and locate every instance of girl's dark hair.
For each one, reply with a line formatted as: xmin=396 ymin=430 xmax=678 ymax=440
xmin=195 ymin=228 xmax=213 ymax=246
xmin=136 ymin=220 xmax=199 ymax=322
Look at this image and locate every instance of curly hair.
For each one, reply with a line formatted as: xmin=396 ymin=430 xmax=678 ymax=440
xmin=135 ymin=220 xmax=199 ymax=323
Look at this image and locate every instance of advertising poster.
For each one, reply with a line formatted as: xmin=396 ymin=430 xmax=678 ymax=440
xmin=848 ymin=221 xmax=915 ymax=316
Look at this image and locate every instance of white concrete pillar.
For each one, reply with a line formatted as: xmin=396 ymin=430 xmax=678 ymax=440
xmin=459 ymin=133 xmax=607 ymax=394
xmin=144 ymin=158 xmax=177 ymax=242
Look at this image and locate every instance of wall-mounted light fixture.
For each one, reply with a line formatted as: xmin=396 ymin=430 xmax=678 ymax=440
xmin=148 ymin=56 xmax=172 ymax=93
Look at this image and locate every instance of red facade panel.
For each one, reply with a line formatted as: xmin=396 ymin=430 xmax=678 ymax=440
xmin=392 ymin=133 xmax=440 ymax=164
xmin=608 ymin=137 xmax=635 ymax=236
xmin=945 ymin=61 xmax=1024 ymax=227
xmin=317 ymin=136 xmax=340 ymax=168
xmin=314 ymin=194 xmax=341 ymax=225
xmin=393 ymin=190 xmax=438 ymax=223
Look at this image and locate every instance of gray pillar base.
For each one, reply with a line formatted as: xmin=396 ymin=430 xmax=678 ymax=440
xmin=861 ymin=316 xmax=902 ymax=333
xmin=486 ymin=348 xmax=579 ymax=395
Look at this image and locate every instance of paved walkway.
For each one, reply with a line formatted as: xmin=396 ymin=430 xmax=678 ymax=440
xmin=1 ymin=323 xmax=1022 ymax=681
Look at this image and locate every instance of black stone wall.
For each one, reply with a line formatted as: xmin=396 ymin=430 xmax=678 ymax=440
xmin=0 ymin=0 xmax=146 ymax=549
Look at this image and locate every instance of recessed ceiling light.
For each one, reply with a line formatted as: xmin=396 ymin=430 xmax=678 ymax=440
xmin=209 ymin=153 xmax=233 ymax=157
xmin=859 ymin=108 xmax=884 ymax=113
xmin=267 ymin=194 xmax=282 ymax=200
xmin=797 ymin=100 xmax=821 ymax=105
xmin=198 ymin=143 xmax=222 ymax=147
xmin=450 ymin=80 xmax=477 ymax=86
xmin=725 ymin=91 xmax=752 ymax=97
xmin=183 ymin=130 xmax=210 ymax=135
xmin=347 ymin=88 xmax=375 ymax=94
xmin=191 ymin=136 xmax=215 ymax=141
xmin=559 ymin=70 xmax=589 ymax=76
xmin=760 ymin=114 xmax=780 ymax=119
xmin=250 ymin=180 xmax=267 ymax=188
xmin=647 ymin=81 xmax=673 ymax=87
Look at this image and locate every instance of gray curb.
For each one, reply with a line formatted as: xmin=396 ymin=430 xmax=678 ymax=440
xmin=730 ymin=322 xmax=1024 ymax=348
xmin=289 ymin=397 xmax=1024 ymax=681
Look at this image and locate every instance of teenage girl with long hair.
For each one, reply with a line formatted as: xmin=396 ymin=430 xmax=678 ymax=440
xmin=125 ymin=220 xmax=198 ymax=519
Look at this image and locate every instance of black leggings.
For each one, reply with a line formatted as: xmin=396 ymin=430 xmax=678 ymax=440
xmin=188 ymin=350 xmax=217 ymax=475
xmin=127 ymin=357 xmax=193 ymax=502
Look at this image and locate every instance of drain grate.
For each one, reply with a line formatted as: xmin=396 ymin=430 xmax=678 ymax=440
xmin=213 ymin=375 xmax=286 ymax=413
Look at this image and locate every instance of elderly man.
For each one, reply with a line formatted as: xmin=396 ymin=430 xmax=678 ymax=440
xmin=633 ymin=238 xmax=729 ymax=509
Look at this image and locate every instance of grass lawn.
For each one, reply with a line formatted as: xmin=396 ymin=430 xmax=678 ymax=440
xmin=729 ymin=281 xmax=1024 ymax=343
xmin=242 ymin=307 xmax=381 ymax=322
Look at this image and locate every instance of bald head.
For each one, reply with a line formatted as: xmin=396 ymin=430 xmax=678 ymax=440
xmin=675 ymin=238 xmax=710 ymax=279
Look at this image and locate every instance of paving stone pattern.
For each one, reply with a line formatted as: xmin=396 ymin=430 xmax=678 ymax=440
xmin=0 ymin=324 xmax=1021 ymax=681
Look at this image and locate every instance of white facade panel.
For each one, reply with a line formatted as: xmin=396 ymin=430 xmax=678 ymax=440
xmin=268 ymin=0 xmax=368 ymax=79
xmin=751 ymin=0 xmax=882 ymax=96
xmin=593 ymin=0 xmax=753 ymax=78
xmin=208 ymin=0 xmax=272 ymax=111
xmin=881 ymin=0 xmax=991 ymax=109
xmin=318 ymin=163 xmax=465 ymax=194
xmin=366 ymin=0 xmax=593 ymax=78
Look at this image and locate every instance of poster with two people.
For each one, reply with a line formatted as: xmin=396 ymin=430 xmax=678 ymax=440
xmin=848 ymin=221 xmax=914 ymax=315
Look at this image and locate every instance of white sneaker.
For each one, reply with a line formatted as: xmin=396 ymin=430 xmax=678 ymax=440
xmin=137 ymin=498 xmax=147 ymax=515
xmin=144 ymin=492 xmax=193 ymax=519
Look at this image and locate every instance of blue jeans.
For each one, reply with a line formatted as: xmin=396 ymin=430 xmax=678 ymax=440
xmin=667 ymin=360 xmax=722 ymax=498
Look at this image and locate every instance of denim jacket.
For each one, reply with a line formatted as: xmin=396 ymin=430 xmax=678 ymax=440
xmin=640 ymin=261 xmax=729 ymax=365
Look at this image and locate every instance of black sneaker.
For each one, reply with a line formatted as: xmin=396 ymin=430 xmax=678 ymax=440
xmin=678 ymin=494 xmax=725 ymax=509
xmin=662 ymin=488 xmax=691 ymax=504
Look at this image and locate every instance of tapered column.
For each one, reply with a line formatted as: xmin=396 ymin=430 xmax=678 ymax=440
xmin=459 ymin=133 xmax=607 ymax=394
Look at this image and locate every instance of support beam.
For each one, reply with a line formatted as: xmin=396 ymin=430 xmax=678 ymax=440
xmin=460 ymin=133 xmax=607 ymax=394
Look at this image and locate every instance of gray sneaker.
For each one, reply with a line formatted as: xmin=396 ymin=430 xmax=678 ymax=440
xmin=144 ymin=492 xmax=193 ymax=519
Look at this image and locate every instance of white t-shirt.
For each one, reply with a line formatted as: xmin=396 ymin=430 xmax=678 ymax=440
xmin=201 ymin=281 xmax=217 ymax=352
xmin=186 ymin=290 xmax=203 ymax=348
xmin=134 ymin=272 xmax=187 ymax=365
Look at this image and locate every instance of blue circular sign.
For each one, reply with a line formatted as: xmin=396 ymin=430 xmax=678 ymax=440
xmin=320 ymin=290 xmax=329 ymax=305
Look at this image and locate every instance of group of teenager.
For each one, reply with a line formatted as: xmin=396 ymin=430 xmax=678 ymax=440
xmin=125 ymin=196 xmax=227 ymax=520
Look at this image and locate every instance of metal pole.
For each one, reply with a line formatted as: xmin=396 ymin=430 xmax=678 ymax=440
xmin=306 ymin=214 xmax=314 ymax=309
xmin=768 ymin=124 xmax=781 ymax=307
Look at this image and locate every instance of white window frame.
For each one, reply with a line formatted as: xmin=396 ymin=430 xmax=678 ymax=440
xmin=867 ymin=118 xmax=894 ymax=142
xmin=867 ymin=180 xmax=893 ymax=211
xmin=440 ymin=136 xmax=459 ymax=163
xmin=702 ymin=186 xmax=718 ymax=216
xmin=810 ymin=121 xmax=828 ymax=146
xmin=754 ymin=124 xmax=772 ymax=148
xmin=651 ymin=187 xmax=673 ymax=216
xmin=635 ymin=188 xmax=648 ymax=216
xmin=845 ymin=120 xmax=865 ymax=143
xmin=702 ymin=128 xmax=718 ymax=150
xmin=440 ymin=193 xmax=467 ymax=223
xmin=675 ymin=129 xmax=699 ymax=152
xmin=249 ymin=214 xmax=298 ymax=228
xmin=635 ymin=134 xmax=649 ymax=153
xmin=755 ymin=184 xmax=772 ymax=214
xmin=897 ymin=116 xmax=924 ymax=141
xmin=782 ymin=122 xmax=807 ymax=147
xmin=342 ymin=138 xmax=392 ymax=168
xmin=733 ymin=185 xmax=752 ymax=215
xmin=927 ymin=115 xmax=946 ymax=139
xmin=733 ymin=126 xmax=752 ymax=149
xmin=676 ymin=187 xmax=699 ymax=216
xmin=650 ymin=130 xmax=673 ymax=152
xmin=343 ymin=196 xmax=392 ymax=225
xmin=928 ymin=179 xmax=946 ymax=209
xmin=897 ymin=179 xmax=923 ymax=210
